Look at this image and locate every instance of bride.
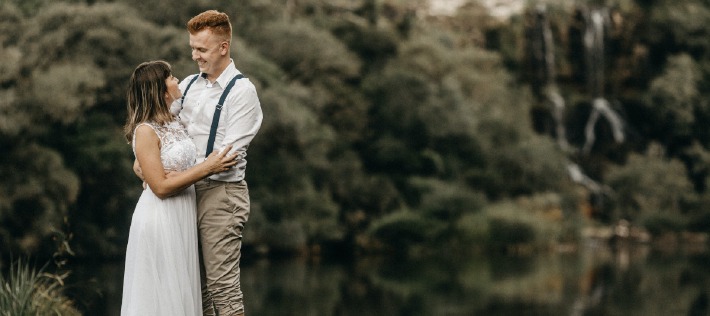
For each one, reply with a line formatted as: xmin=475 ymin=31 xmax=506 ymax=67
xmin=121 ymin=60 xmax=237 ymax=316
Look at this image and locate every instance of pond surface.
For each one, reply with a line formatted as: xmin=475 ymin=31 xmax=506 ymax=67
xmin=66 ymin=242 xmax=710 ymax=315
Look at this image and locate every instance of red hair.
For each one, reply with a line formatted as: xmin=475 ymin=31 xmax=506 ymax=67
xmin=187 ymin=10 xmax=232 ymax=41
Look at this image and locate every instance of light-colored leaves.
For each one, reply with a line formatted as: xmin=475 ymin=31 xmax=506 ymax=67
xmin=30 ymin=64 xmax=105 ymax=125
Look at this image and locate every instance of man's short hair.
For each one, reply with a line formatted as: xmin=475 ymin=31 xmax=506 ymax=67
xmin=187 ymin=10 xmax=232 ymax=42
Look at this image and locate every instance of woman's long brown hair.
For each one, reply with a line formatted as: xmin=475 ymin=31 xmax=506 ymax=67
xmin=124 ymin=60 xmax=175 ymax=143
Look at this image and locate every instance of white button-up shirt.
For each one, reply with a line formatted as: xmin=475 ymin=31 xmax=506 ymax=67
xmin=171 ymin=60 xmax=263 ymax=182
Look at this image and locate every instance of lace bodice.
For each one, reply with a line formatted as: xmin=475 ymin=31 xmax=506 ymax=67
xmin=133 ymin=121 xmax=197 ymax=171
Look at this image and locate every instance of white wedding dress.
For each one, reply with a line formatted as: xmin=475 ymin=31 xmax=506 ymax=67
xmin=121 ymin=121 xmax=202 ymax=316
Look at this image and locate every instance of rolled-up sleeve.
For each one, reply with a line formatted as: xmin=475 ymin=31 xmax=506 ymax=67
xmin=209 ymin=80 xmax=262 ymax=181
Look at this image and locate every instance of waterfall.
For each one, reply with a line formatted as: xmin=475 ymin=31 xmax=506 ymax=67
xmin=583 ymin=97 xmax=625 ymax=153
xmin=585 ymin=9 xmax=606 ymax=98
xmin=581 ymin=7 xmax=625 ymax=153
xmin=529 ymin=4 xmax=570 ymax=150
xmin=526 ymin=5 xmax=616 ymax=201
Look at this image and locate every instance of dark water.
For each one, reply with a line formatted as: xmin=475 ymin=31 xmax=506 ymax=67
xmin=65 ymin=243 xmax=710 ymax=316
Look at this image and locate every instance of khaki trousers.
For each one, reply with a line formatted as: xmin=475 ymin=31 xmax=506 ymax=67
xmin=195 ymin=179 xmax=250 ymax=316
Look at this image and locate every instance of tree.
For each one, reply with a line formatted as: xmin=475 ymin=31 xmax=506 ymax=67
xmin=0 ymin=2 xmax=192 ymax=258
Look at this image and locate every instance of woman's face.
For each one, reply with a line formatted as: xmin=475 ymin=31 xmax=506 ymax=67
xmin=164 ymin=74 xmax=182 ymax=104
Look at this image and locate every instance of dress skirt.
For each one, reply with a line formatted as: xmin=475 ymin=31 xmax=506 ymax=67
xmin=121 ymin=185 xmax=202 ymax=316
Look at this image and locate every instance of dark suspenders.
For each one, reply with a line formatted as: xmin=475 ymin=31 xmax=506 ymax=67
xmin=180 ymin=73 xmax=246 ymax=157
xmin=179 ymin=74 xmax=200 ymax=105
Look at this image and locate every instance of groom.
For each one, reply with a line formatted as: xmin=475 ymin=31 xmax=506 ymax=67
xmin=174 ymin=10 xmax=262 ymax=316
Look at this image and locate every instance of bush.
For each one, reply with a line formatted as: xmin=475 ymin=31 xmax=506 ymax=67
xmin=468 ymin=137 xmax=569 ymax=198
xmin=368 ymin=211 xmax=431 ymax=253
xmin=0 ymin=260 xmax=79 ymax=316
xmin=489 ymin=217 xmax=536 ymax=246
xmin=606 ymin=143 xmax=695 ymax=221
xmin=484 ymin=201 xmax=563 ymax=252
xmin=641 ymin=212 xmax=686 ymax=236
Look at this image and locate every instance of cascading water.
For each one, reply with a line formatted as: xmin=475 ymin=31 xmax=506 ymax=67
xmin=529 ymin=4 xmax=570 ymax=151
xmin=580 ymin=7 xmax=625 ymax=154
xmin=526 ymin=4 xmax=622 ymax=202
xmin=527 ymin=7 xmax=644 ymax=314
xmin=583 ymin=97 xmax=625 ymax=153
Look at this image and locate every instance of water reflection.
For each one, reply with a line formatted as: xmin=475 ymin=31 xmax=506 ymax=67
xmin=67 ymin=243 xmax=710 ymax=316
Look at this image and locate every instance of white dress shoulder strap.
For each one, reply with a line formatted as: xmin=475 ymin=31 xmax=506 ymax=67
xmin=132 ymin=122 xmax=164 ymax=155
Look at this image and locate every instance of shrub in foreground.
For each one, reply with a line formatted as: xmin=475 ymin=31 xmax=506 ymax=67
xmin=0 ymin=260 xmax=79 ymax=316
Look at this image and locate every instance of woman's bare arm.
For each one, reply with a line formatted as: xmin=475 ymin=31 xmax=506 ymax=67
xmin=133 ymin=125 xmax=237 ymax=199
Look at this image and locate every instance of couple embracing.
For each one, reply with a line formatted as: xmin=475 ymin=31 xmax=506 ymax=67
xmin=121 ymin=10 xmax=262 ymax=316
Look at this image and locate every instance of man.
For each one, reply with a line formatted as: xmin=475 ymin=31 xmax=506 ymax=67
xmin=162 ymin=9 xmax=261 ymax=316
xmin=181 ymin=10 xmax=262 ymax=316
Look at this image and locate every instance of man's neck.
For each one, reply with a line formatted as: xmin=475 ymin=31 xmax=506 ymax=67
xmin=205 ymin=59 xmax=230 ymax=83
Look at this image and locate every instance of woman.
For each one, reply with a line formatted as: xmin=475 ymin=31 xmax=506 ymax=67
xmin=121 ymin=60 xmax=236 ymax=316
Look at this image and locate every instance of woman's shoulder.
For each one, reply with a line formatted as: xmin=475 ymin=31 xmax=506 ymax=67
xmin=136 ymin=120 xmax=178 ymax=133
xmin=134 ymin=122 xmax=160 ymax=141
xmin=135 ymin=119 xmax=185 ymax=141
xmin=135 ymin=122 xmax=157 ymax=131
xmin=132 ymin=122 xmax=161 ymax=154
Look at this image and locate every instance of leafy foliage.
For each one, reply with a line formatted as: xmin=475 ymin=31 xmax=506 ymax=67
xmin=0 ymin=260 xmax=79 ymax=316
xmin=1 ymin=0 xmax=710 ymax=262
xmin=647 ymin=54 xmax=702 ymax=136
xmin=606 ymin=143 xmax=695 ymax=220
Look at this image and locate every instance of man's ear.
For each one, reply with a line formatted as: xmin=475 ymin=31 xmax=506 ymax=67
xmin=220 ymin=41 xmax=230 ymax=56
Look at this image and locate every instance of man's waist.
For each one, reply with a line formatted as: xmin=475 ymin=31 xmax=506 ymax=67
xmin=195 ymin=178 xmax=246 ymax=190
xmin=201 ymin=161 xmax=247 ymax=181
xmin=196 ymin=178 xmax=246 ymax=185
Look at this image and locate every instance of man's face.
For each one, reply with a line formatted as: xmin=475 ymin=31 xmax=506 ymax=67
xmin=189 ymin=29 xmax=228 ymax=81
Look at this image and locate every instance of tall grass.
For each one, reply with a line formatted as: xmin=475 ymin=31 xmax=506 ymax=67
xmin=0 ymin=260 xmax=79 ymax=316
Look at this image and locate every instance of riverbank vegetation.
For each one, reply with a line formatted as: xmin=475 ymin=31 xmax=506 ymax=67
xmin=0 ymin=260 xmax=79 ymax=316
xmin=1 ymin=0 xmax=709 ymax=263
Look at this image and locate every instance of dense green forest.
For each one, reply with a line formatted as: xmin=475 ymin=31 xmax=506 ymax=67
xmin=1 ymin=0 xmax=709 ymax=262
